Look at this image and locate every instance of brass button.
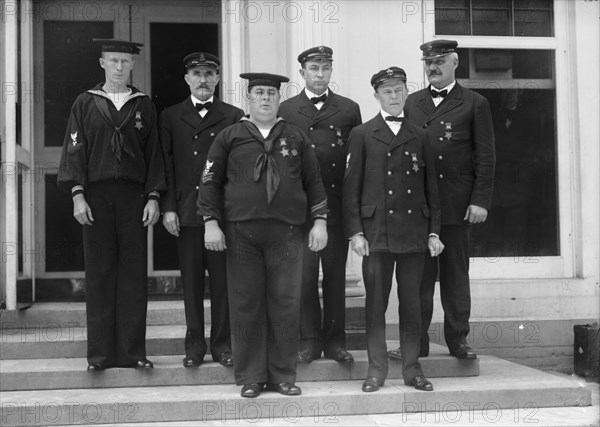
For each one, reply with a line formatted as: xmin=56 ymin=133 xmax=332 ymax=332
xmin=309 ymin=127 xmax=314 ymax=131
xmin=387 ymin=171 xmax=392 ymax=176
xmin=439 ymin=137 xmax=443 ymax=141
xmin=194 ymin=151 xmax=198 ymax=155
xmin=387 ymin=152 xmax=391 ymax=157
xmin=194 ymin=135 xmax=198 ymax=140
xmin=407 ymin=189 xmax=412 ymax=194
xmin=439 ymin=174 xmax=444 ymax=179
xmin=406 ymin=170 xmax=410 ymax=175
xmin=195 ymin=185 xmax=199 ymax=190
xmin=438 ymin=155 xmax=443 ymax=160
xmin=388 ymin=190 xmax=393 ymax=195
xmin=407 ymin=209 xmax=412 ymax=214
xmin=388 ymin=209 xmax=394 ymax=214
xmin=210 ymin=133 xmax=215 ymax=137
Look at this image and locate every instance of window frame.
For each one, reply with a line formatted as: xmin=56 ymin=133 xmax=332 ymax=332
xmin=426 ymin=0 xmax=576 ymax=279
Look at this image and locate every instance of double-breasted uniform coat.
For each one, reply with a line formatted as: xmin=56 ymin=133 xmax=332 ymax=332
xmin=404 ymin=83 xmax=495 ymax=354
xmin=160 ymin=96 xmax=244 ymax=361
xmin=343 ymin=113 xmax=441 ymax=384
xmin=279 ymin=90 xmax=362 ymax=356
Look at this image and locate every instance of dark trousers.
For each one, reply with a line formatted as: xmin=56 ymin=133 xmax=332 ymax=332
xmin=225 ymin=220 xmax=304 ymax=385
xmin=363 ymin=251 xmax=425 ymax=383
xmin=420 ymin=224 xmax=471 ymax=353
xmin=299 ymin=224 xmax=349 ymax=355
xmin=177 ymin=226 xmax=230 ymax=360
xmin=83 ymin=180 xmax=148 ymax=366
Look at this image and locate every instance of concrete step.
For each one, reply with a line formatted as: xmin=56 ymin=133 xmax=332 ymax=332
xmin=0 ymin=299 xmax=367 ymax=329
xmin=0 ymin=324 xmax=368 ymax=360
xmin=0 ymin=356 xmax=590 ymax=426
xmin=0 ymin=345 xmax=478 ymax=391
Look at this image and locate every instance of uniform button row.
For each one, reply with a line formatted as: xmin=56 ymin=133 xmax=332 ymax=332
xmin=194 ymin=133 xmax=215 ymax=139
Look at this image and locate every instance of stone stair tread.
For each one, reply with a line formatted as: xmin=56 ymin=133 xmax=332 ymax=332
xmin=0 ymin=357 xmax=591 ymax=426
xmin=0 ymin=346 xmax=479 ymax=391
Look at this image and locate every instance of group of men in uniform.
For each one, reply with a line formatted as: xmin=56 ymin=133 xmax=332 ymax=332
xmin=58 ymin=37 xmax=494 ymax=398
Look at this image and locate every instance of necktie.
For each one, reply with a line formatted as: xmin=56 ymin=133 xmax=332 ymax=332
xmin=311 ymin=93 xmax=327 ymax=104
xmin=430 ymin=89 xmax=448 ymax=98
xmin=195 ymin=102 xmax=213 ymax=111
xmin=385 ymin=116 xmax=404 ymax=122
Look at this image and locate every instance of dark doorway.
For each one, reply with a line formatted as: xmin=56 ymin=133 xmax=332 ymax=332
xmin=150 ymin=22 xmax=219 ymax=271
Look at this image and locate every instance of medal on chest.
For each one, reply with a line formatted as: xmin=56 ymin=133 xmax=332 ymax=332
xmin=335 ymin=128 xmax=343 ymax=147
xmin=279 ymin=137 xmax=297 ymax=157
xmin=411 ymin=153 xmax=420 ymax=172
xmin=134 ymin=111 xmax=144 ymax=130
xmin=443 ymin=122 xmax=452 ymax=141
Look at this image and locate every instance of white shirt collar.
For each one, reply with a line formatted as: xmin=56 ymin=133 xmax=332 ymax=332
xmin=380 ymin=110 xmax=404 ymax=121
xmin=191 ymin=95 xmax=214 ymax=105
xmin=431 ymin=80 xmax=456 ymax=94
xmin=304 ymin=88 xmax=329 ymax=99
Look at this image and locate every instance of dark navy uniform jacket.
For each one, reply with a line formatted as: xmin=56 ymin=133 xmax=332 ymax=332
xmin=343 ymin=114 xmax=441 ymax=254
xmin=198 ymin=118 xmax=327 ymax=225
xmin=404 ymin=84 xmax=495 ymax=225
xmin=279 ymin=91 xmax=362 ymax=225
xmin=159 ymin=97 xmax=244 ymax=226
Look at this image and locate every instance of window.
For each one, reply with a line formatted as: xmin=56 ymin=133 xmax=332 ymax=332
xmin=436 ymin=0 xmax=554 ymax=37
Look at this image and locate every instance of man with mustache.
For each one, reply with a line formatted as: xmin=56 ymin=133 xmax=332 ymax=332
xmin=198 ymin=73 xmax=328 ymax=398
xmin=279 ymin=46 xmax=361 ymax=365
xmin=57 ymin=39 xmax=165 ymax=371
xmin=159 ymin=52 xmax=244 ymax=368
xmin=389 ymin=40 xmax=495 ymax=362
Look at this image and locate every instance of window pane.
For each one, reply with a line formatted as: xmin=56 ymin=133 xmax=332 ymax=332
xmin=512 ymin=50 xmax=553 ymax=79
xmin=45 ymin=174 xmax=85 ymax=271
xmin=515 ymin=0 xmax=553 ymax=37
xmin=436 ymin=0 xmax=470 ymax=35
xmin=44 ymin=21 xmax=113 ymax=147
xmin=470 ymin=88 xmax=559 ymax=258
xmin=472 ymin=0 xmax=510 ymax=36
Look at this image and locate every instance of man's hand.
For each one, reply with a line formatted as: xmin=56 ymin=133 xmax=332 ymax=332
xmin=464 ymin=205 xmax=488 ymax=224
xmin=308 ymin=219 xmax=328 ymax=252
xmin=162 ymin=211 xmax=180 ymax=237
xmin=73 ymin=194 xmax=94 ymax=225
xmin=142 ymin=199 xmax=160 ymax=227
xmin=204 ymin=220 xmax=226 ymax=251
xmin=428 ymin=235 xmax=445 ymax=257
xmin=351 ymin=234 xmax=369 ymax=257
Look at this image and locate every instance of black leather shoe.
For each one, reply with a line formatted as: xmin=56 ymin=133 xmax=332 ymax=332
xmin=266 ymin=382 xmax=302 ymax=396
xmin=361 ymin=376 xmax=384 ymax=392
xmin=297 ymin=349 xmax=314 ymax=364
xmin=87 ymin=363 xmax=106 ymax=372
xmin=449 ymin=343 xmax=477 ymax=359
xmin=215 ymin=352 xmax=233 ymax=367
xmin=387 ymin=347 xmax=402 ymax=361
xmin=135 ymin=359 xmax=154 ymax=369
xmin=183 ymin=355 xmax=203 ymax=368
xmin=324 ymin=347 xmax=354 ymax=363
xmin=406 ymin=375 xmax=433 ymax=391
xmin=241 ymin=383 xmax=262 ymax=398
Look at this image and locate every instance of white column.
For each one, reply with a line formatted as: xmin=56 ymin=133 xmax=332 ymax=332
xmin=2 ymin=0 xmax=19 ymax=309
